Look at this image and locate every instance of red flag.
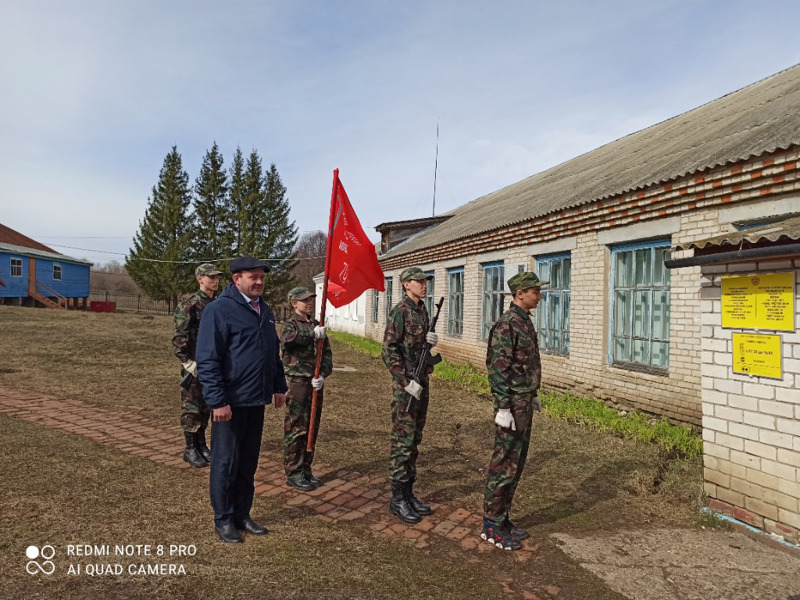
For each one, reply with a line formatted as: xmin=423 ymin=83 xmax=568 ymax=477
xmin=325 ymin=171 xmax=384 ymax=308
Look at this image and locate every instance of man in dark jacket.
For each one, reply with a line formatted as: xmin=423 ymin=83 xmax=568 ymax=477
xmin=197 ymin=256 xmax=288 ymax=544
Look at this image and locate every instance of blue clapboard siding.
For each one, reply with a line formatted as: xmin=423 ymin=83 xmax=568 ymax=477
xmin=35 ymin=258 xmax=90 ymax=297
xmin=0 ymin=251 xmax=90 ymax=298
xmin=0 ymin=251 xmax=29 ymax=296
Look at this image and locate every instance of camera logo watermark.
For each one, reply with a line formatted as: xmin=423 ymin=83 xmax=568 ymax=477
xmin=26 ymin=545 xmax=56 ymax=575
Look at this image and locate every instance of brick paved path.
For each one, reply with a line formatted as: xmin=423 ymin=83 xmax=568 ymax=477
xmin=0 ymin=387 xmax=541 ymax=567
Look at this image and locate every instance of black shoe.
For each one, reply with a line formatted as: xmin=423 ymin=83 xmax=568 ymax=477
xmin=389 ymin=482 xmax=421 ymax=523
xmin=504 ymin=518 xmax=530 ymax=541
xmin=286 ymin=477 xmax=316 ymax=492
xmin=215 ymin=524 xmax=243 ymax=543
xmin=305 ymin=470 xmax=323 ymax=487
xmin=196 ymin=426 xmax=211 ymax=462
xmin=234 ymin=517 xmax=268 ymax=535
xmin=405 ymin=480 xmax=432 ymax=516
xmin=480 ymin=519 xmax=520 ymax=550
xmin=183 ymin=432 xmax=209 ymax=468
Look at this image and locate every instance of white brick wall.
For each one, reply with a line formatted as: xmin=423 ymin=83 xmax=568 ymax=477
xmin=701 ymin=259 xmax=800 ymax=544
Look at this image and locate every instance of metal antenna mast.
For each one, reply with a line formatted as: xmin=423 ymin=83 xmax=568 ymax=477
xmin=432 ymin=119 xmax=439 ymax=217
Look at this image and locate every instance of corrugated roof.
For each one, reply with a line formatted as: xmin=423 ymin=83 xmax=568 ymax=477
xmin=674 ymin=215 xmax=800 ymax=251
xmin=383 ymin=64 xmax=800 ymax=260
xmin=0 ymin=242 xmax=92 ymax=266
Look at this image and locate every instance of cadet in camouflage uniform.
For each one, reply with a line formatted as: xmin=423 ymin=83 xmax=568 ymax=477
xmin=280 ymin=286 xmax=332 ymax=492
xmin=382 ymin=267 xmax=439 ymax=523
xmin=172 ymin=263 xmax=223 ymax=468
xmin=481 ymin=271 xmax=547 ymax=550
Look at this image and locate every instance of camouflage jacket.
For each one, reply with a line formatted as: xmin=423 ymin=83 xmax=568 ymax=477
xmin=382 ymin=295 xmax=430 ymax=388
xmin=485 ymin=302 xmax=542 ymax=409
xmin=280 ymin=313 xmax=333 ymax=379
xmin=172 ymin=289 xmax=214 ymax=364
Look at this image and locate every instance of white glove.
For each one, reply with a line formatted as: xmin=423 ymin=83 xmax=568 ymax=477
xmin=532 ymin=395 xmax=542 ymax=412
xmin=425 ymin=332 xmax=438 ymax=347
xmin=495 ymin=408 xmax=516 ymax=431
xmin=182 ymin=360 xmax=197 ymax=376
xmin=311 ymin=376 xmax=324 ymax=390
xmin=314 ymin=325 xmax=327 ymax=340
xmin=404 ymin=380 xmax=423 ymax=400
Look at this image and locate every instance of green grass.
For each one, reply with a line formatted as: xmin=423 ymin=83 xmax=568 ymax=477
xmin=329 ymin=330 xmax=703 ymax=458
xmin=329 ymin=330 xmax=382 ymax=357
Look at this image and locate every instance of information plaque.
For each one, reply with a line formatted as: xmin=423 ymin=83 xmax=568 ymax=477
xmin=731 ymin=333 xmax=783 ymax=379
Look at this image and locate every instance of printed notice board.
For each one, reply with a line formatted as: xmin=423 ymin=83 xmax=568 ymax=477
xmin=732 ymin=333 xmax=783 ymax=379
xmin=721 ymin=273 xmax=795 ymax=331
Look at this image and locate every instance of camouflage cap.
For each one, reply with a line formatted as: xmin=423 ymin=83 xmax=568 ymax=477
xmin=195 ymin=263 xmax=223 ymax=277
xmin=287 ymin=286 xmax=316 ymax=301
xmin=400 ymin=267 xmax=433 ymax=283
xmin=507 ymin=271 xmax=548 ymax=293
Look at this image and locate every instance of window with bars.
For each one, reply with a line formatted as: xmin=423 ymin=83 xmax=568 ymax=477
xmin=610 ymin=240 xmax=671 ymax=371
xmin=447 ymin=268 xmax=464 ymax=337
xmin=481 ymin=262 xmax=505 ymax=340
xmin=372 ymin=289 xmax=379 ymax=322
xmin=385 ymin=278 xmax=393 ymax=321
xmin=536 ymin=253 xmax=570 ymax=355
xmin=10 ymin=257 xmax=22 ymax=277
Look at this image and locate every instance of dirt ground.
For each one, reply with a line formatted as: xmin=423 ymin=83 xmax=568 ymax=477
xmin=1 ymin=306 xmax=798 ymax=599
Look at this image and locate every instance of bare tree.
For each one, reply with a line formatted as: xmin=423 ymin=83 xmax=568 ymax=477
xmin=91 ymin=261 xmax=143 ymax=295
xmin=291 ymin=231 xmax=327 ymax=291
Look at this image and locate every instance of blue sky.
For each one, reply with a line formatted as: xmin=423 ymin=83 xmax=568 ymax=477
xmin=2 ymin=0 xmax=799 ymax=265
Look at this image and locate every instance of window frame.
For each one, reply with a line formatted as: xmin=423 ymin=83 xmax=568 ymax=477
xmin=535 ymin=252 xmax=571 ymax=356
xmin=372 ymin=288 xmax=379 ymax=323
xmin=481 ymin=262 xmax=505 ymax=340
xmin=608 ymin=238 xmax=671 ymax=373
xmin=384 ymin=277 xmax=393 ymax=321
xmin=10 ymin=257 xmax=22 ymax=277
xmin=53 ymin=263 xmax=62 ymax=281
xmin=423 ymin=271 xmax=435 ymax=317
xmin=447 ymin=267 xmax=464 ymax=338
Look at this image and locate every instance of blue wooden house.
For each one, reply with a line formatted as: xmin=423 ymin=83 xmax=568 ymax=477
xmin=0 ymin=223 xmax=91 ymax=309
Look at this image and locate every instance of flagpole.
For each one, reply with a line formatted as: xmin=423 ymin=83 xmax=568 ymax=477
xmin=307 ymin=168 xmax=339 ymax=453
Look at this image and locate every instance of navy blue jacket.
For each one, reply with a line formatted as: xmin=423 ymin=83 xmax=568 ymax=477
xmin=197 ymin=282 xmax=288 ymax=409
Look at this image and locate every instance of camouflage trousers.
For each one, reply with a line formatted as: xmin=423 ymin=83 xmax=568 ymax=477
xmin=483 ymin=396 xmax=534 ymax=525
xmin=284 ymin=377 xmax=324 ymax=481
xmin=180 ymin=378 xmax=210 ymax=433
xmin=389 ymin=379 xmax=429 ymax=483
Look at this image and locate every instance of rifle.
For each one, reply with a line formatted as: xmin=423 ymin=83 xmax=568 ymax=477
xmin=179 ymin=371 xmax=194 ymax=390
xmin=404 ymin=297 xmax=444 ymax=413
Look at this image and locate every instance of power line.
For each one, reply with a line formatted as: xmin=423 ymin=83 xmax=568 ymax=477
xmin=44 ymin=243 xmax=323 ymax=263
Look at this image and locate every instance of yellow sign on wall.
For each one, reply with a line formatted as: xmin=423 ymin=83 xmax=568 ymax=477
xmin=721 ymin=272 xmax=795 ymax=331
xmin=732 ymin=333 xmax=783 ymax=379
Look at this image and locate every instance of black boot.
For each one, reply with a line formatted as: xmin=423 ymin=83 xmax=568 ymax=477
xmin=183 ymin=432 xmax=209 ymax=468
xmin=405 ymin=480 xmax=432 ymax=516
xmin=389 ymin=481 xmax=421 ymax=523
xmin=196 ymin=424 xmax=211 ymax=462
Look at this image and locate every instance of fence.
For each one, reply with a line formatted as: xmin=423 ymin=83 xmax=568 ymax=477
xmin=90 ymin=291 xmax=293 ymax=321
xmin=90 ymin=292 xmax=171 ymax=315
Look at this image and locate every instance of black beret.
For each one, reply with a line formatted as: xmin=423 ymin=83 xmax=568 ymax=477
xmin=230 ymin=256 xmax=270 ymax=274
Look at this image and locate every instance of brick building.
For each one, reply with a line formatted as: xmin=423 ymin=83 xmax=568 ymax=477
xmin=666 ymin=216 xmax=800 ymax=544
xmin=363 ymin=64 xmax=800 ymax=427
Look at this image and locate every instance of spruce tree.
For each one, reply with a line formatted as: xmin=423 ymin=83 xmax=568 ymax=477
xmin=192 ymin=142 xmax=229 ymax=262
xmin=261 ymin=162 xmax=298 ymax=305
xmin=227 ymin=147 xmax=247 ymax=255
xmin=126 ymin=146 xmax=194 ymax=309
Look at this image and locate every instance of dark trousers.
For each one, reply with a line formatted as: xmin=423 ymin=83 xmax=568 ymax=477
xmin=209 ymin=405 xmax=265 ymax=527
